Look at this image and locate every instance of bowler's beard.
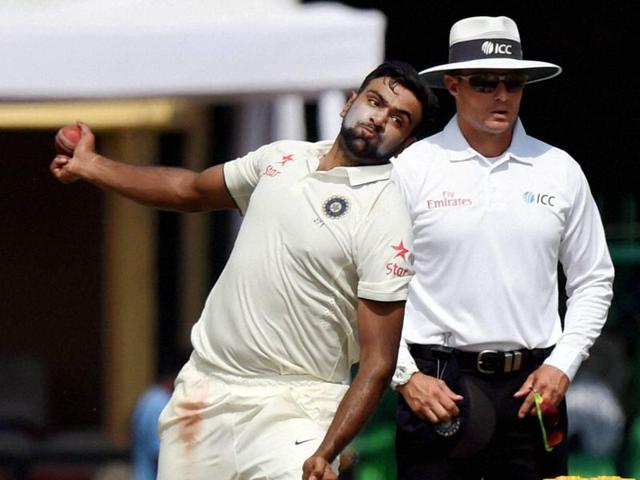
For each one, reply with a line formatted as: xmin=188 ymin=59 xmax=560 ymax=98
xmin=339 ymin=122 xmax=392 ymax=165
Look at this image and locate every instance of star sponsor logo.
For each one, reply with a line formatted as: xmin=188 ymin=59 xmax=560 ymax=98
xmin=322 ymin=195 xmax=350 ymax=219
xmin=386 ymin=240 xmax=410 ymax=277
xmin=391 ymin=240 xmax=409 ymax=261
xmin=523 ymin=191 xmax=556 ymax=207
xmin=426 ymin=191 xmax=472 ymax=209
xmin=278 ymin=154 xmax=295 ymax=166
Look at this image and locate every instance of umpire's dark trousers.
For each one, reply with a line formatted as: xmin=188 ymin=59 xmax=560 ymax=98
xmin=396 ymin=345 xmax=568 ymax=480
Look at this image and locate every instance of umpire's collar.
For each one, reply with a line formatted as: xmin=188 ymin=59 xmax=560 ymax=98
xmin=439 ymin=115 xmax=535 ymax=166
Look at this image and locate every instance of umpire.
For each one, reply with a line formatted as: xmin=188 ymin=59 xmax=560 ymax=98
xmin=390 ymin=16 xmax=614 ymax=479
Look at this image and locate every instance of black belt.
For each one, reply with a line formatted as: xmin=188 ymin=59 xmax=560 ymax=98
xmin=409 ymin=344 xmax=554 ymax=375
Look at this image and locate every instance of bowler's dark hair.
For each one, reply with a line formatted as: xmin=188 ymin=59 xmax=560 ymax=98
xmin=357 ymin=60 xmax=439 ymax=140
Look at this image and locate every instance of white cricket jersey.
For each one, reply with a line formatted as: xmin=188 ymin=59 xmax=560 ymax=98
xmin=391 ymin=117 xmax=614 ymax=380
xmin=191 ymin=140 xmax=414 ymax=383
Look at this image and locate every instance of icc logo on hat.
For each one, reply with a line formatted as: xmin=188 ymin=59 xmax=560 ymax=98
xmin=481 ymin=41 xmax=513 ymax=55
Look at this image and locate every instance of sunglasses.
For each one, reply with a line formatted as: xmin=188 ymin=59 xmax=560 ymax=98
xmin=456 ymin=72 xmax=527 ymax=93
xmin=533 ymin=391 xmax=564 ymax=451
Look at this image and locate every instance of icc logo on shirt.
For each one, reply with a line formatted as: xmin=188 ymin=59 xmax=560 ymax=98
xmin=523 ymin=191 xmax=556 ymax=207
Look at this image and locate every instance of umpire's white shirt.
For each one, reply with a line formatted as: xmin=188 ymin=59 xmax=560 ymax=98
xmin=391 ymin=116 xmax=614 ymax=381
xmin=191 ymin=140 xmax=414 ymax=383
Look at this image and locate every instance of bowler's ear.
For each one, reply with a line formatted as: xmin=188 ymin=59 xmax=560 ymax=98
xmin=340 ymin=91 xmax=358 ymax=118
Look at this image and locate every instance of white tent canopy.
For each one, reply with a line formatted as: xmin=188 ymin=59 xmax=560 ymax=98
xmin=0 ymin=0 xmax=386 ymax=101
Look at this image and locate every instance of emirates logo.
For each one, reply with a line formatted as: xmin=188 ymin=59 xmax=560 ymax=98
xmin=426 ymin=191 xmax=472 ymax=209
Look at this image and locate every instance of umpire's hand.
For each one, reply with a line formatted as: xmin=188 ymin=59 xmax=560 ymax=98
xmin=397 ymin=372 xmax=463 ymax=423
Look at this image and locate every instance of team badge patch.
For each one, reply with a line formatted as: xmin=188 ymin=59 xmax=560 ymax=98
xmin=323 ymin=196 xmax=349 ymax=219
xmin=435 ymin=417 xmax=461 ymax=437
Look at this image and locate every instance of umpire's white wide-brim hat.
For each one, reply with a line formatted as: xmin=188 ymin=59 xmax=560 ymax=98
xmin=420 ymin=16 xmax=562 ymax=88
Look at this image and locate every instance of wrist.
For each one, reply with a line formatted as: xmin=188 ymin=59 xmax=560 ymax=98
xmin=312 ymin=446 xmax=337 ymax=465
xmin=79 ymin=153 xmax=105 ymax=182
xmin=390 ymin=364 xmax=419 ymax=391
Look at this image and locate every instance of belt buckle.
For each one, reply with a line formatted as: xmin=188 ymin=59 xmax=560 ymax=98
xmin=504 ymin=351 xmax=523 ymax=372
xmin=476 ymin=349 xmax=499 ymax=374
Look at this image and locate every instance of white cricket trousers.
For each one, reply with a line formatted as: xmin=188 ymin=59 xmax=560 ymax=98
xmin=157 ymin=353 xmax=348 ymax=480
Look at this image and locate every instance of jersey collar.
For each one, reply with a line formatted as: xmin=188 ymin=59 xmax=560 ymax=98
xmin=309 ymin=140 xmax=392 ymax=186
xmin=441 ymin=115 xmax=535 ymax=166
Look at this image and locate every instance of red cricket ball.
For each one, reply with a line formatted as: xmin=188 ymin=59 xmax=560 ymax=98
xmin=54 ymin=125 xmax=81 ymax=156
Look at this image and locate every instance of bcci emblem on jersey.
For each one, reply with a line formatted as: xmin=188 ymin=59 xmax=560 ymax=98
xmin=323 ymin=196 xmax=350 ymax=219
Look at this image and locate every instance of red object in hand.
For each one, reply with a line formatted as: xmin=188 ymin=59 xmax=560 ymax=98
xmin=539 ymin=399 xmax=560 ymax=427
xmin=534 ymin=392 xmax=565 ymax=451
xmin=539 ymin=399 xmax=564 ymax=447
xmin=546 ymin=429 xmax=565 ymax=447
xmin=54 ymin=125 xmax=81 ymax=156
